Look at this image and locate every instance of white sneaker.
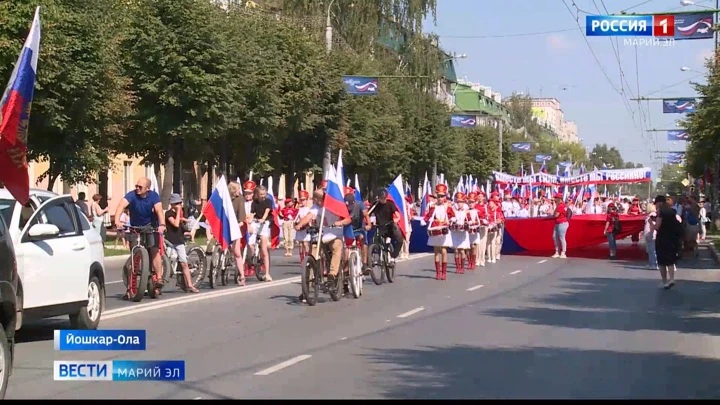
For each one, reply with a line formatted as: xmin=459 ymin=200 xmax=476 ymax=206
xmin=559 ymin=253 xmax=567 ymax=259
xmin=551 ymin=253 xmax=560 ymax=258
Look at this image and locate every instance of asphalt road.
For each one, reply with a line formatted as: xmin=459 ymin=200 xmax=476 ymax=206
xmin=9 ymin=248 xmax=720 ymax=399
xmin=102 ymin=249 xmax=306 ymax=312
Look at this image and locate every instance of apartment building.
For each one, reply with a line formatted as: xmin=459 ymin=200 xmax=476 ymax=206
xmin=530 ymin=98 xmax=579 ymax=143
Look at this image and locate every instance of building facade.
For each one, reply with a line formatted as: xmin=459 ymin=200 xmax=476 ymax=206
xmin=530 ymin=98 xmax=579 ymax=143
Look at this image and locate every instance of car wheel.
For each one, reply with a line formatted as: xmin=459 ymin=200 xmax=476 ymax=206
xmin=0 ymin=326 xmax=12 ymax=399
xmin=69 ymin=276 xmax=104 ymax=330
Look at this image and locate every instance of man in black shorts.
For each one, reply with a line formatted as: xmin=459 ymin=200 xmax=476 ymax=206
xmin=369 ymin=188 xmax=403 ymax=266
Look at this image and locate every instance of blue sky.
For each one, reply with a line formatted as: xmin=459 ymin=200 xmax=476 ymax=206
xmin=423 ymin=0 xmax=714 ymax=173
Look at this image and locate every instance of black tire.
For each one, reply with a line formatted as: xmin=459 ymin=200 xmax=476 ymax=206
xmin=221 ymin=254 xmax=231 ymax=286
xmin=368 ymin=244 xmax=383 ymax=285
xmin=301 ymin=256 xmax=318 ymax=306
xmin=348 ymin=250 xmax=362 ymax=299
xmin=186 ymin=245 xmax=207 ymax=289
xmin=70 ymin=275 xmax=104 ymax=330
xmin=255 ymin=252 xmax=268 ymax=281
xmin=209 ymin=245 xmax=222 ymax=289
xmin=0 ymin=326 xmax=12 ymax=399
xmin=126 ymin=248 xmax=149 ymax=302
xmin=329 ymin=263 xmax=343 ymax=302
xmin=385 ymin=249 xmax=395 ymax=283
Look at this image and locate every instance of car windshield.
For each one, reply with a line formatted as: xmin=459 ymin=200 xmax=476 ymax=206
xmin=0 ymin=199 xmax=14 ymax=226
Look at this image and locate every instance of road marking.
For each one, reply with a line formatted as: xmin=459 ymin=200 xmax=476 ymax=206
xmin=102 ymin=252 xmax=432 ymax=320
xmin=397 ymin=307 xmax=425 ymax=318
xmin=103 ymin=276 xmax=302 ymax=320
xmin=254 ymin=355 xmax=311 ymax=376
xmin=467 ymin=284 xmax=484 ymax=291
xmin=537 ymin=260 xmax=547 ymax=264
xmin=510 ymin=270 xmax=522 ymax=275
xmin=194 ymin=397 xmax=202 ymax=400
xmin=106 ymin=280 xmax=124 ymax=285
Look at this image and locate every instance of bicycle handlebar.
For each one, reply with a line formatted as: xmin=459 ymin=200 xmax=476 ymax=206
xmin=126 ymin=225 xmax=160 ymax=234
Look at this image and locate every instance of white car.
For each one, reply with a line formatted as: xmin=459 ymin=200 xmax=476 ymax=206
xmin=0 ymin=188 xmax=105 ymax=330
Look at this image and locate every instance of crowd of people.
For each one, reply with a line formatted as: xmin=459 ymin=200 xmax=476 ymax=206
xmin=74 ymin=175 xmax=713 ymax=297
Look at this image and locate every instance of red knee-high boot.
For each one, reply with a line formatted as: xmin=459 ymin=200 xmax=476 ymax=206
xmin=469 ymin=253 xmax=476 ymax=270
xmin=454 ymin=254 xmax=460 ymax=270
xmin=435 ymin=261 xmax=441 ymax=280
xmin=441 ymin=262 xmax=448 ymax=280
xmin=299 ymin=250 xmax=305 ymax=264
xmin=457 ymin=256 xmax=465 ymax=274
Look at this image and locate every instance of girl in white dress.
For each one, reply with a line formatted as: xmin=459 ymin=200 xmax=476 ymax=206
xmin=294 ymin=189 xmax=312 ymax=264
xmin=423 ymin=184 xmax=454 ymax=280
xmin=450 ymin=192 xmax=471 ymax=274
xmin=466 ymin=192 xmax=481 ymax=269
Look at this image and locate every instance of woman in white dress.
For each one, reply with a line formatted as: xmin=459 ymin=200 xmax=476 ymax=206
xmin=294 ymin=189 xmax=312 ymax=264
xmin=423 ymin=183 xmax=454 ymax=281
xmin=450 ymin=192 xmax=471 ymax=274
xmin=465 ymin=192 xmax=481 ymax=270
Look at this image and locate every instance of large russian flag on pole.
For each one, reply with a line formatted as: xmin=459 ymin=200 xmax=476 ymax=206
xmin=202 ymin=176 xmax=241 ymax=250
xmin=0 ymin=7 xmax=41 ymax=205
xmin=386 ymin=174 xmax=409 ymax=239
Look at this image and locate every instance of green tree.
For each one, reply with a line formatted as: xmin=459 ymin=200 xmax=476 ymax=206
xmin=0 ymin=0 xmax=133 ymax=189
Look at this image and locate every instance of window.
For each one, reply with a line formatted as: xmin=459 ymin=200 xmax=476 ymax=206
xmin=18 ymin=201 xmax=37 ymax=230
xmin=123 ymin=161 xmax=133 ymax=194
xmin=0 ymin=199 xmax=14 ymax=228
xmin=42 ymin=202 xmax=78 ymax=236
xmin=74 ymin=205 xmax=91 ymax=231
xmin=0 ymin=216 xmax=6 ymax=237
xmin=144 ymin=165 xmax=153 ymax=179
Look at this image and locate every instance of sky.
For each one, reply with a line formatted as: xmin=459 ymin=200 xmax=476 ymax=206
xmin=423 ymin=0 xmax=714 ymax=175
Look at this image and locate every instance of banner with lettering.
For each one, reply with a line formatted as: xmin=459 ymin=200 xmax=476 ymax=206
xmin=492 ymin=167 xmax=651 ymax=187
xmin=342 ymin=76 xmax=378 ymax=95
xmin=667 ymin=130 xmax=689 ymax=141
xmin=510 ymin=142 xmax=531 ymax=152
xmin=450 ymin=114 xmax=477 ymax=128
xmin=673 ymin=13 xmax=714 ymax=41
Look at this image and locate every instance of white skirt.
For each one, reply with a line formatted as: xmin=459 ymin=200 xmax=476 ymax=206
xmin=295 ymin=229 xmax=310 ymax=242
xmin=468 ymin=229 xmax=480 ymax=245
xmin=427 ymin=232 xmax=453 ymax=248
xmin=451 ymin=230 xmax=471 ymax=249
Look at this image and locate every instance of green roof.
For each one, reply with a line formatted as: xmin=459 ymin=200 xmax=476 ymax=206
xmin=452 ymin=83 xmax=509 ymax=118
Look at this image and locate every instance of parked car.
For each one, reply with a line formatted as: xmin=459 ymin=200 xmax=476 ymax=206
xmin=0 ymin=213 xmax=19 ymax=399
xmin=0 ymin=188 xmax=105 ymax=330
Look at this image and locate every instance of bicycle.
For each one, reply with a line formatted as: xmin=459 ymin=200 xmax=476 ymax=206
xmin=245 ymin=221 xmax=269 ymax=282
xmin=162 ymin=235 xmax=207 ymax=291
xmin=300 ymin=226 xmax=344 ymax=306
xmin=208 ymin=242 xmax=244 ymax=288
xmin=368 ymin=223 xmax=396 ymax=285
xmin=344 ymin=235 xmax=364 ymax=299
xmin=122 ymin=225 xmax=158 ymax=302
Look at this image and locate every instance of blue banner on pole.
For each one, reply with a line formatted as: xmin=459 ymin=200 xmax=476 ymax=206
xmin=662 ymin=98 xmax=697 ymax=113
xmin=450 ymin=114 xmax=477 ymax=128
xmin=511 ymin=142 xmax=531 ymax=152
xmin=667 ymin=152 xmax=686 ymax=164
xmin=342 ymin=76 xmax=378 ymax=95
xmin=667 ymin=130 xmax=689 ymax=141
xmin=535 ymin=154 xmax=552 ymax=162
xmin=673 ymin=13 xmax=714 ymax=40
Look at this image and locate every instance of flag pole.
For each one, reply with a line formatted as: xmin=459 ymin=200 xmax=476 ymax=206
xmin=315 ymin=206 xmax=327 ymax=259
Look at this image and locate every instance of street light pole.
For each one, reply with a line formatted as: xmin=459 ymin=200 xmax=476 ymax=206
xmin=498 ymin=119 xmax=503 ymax=172
xmin=322 ymin=0 xmax=337 ymax=179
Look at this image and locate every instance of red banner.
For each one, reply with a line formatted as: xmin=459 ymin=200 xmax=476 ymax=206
xmin=0 ymin=137 xmax=29 ymax=204
xmin=493 ymin=167 xmax=652 ymax=187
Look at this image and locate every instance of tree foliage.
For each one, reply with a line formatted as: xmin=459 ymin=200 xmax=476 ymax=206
xmin=0 ymin=0 xmax=638 ymax=199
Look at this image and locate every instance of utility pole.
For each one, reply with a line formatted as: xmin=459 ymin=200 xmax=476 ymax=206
xmin=322 ymin=0 xmax=337 ymax=179
xmin=498 ymin=118 xmax=503 ymax=172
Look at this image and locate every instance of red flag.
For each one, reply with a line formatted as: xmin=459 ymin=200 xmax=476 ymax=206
xmin=0 ymin=141 xmax=29 ymax=204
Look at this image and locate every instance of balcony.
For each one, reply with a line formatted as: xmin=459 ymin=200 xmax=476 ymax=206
xmin=451 ymin=83 xmax=510 ymax=121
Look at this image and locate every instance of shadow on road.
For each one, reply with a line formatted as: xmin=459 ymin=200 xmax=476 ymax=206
xmin=16 ymin=319 xmax=68 ymax=344
xmin=365 ymin=344 xmax=720 ymax=399
xmin=482 ymin=276 xmax=720 ymax=336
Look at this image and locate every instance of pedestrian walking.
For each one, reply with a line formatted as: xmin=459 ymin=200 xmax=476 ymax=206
xmin=652 ymin=195 xmax=682 ymax=289
xmin=551 ymin=194 xmax=569 ymax=259
xmin=644 ymin=203 xmax=657 ymax=270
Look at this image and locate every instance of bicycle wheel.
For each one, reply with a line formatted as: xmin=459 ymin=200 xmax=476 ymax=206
xmin=329 ymin=261 xmax=343 ymax=302
xmin=368 ymin=244 xmax=383 ymax=285
xmin=255 ymin=252 xmax=267 ymax=281
xmin=209 ymin=245 xmax=222 ymax=289
xmin=186 ymin=245 xmax=207 ymax=289
xmin=161 ymin=255 xmax=173 ymax=284
xmin=125 ymin=248 xmax=150 ymax=302
xmin=301 ymin=256 xmax=318 ymax=306
xmin=385 ymin=248 xmax=395 ymax=283
xmin=348 ymin=250 xmax=362 ymax=299
xmin=221 ymin=254 xmax=231 ymax=286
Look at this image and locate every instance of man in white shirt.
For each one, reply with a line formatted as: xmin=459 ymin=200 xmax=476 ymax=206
xmin=538 ymin=198 xmax=551 ymax=216
xmin=501 ymin=193 xmax=513 ymax=218
xmin=516 ymin=204 xmax=530 ymax=218
xmin=295 ymin=189 xmax=351 ymax=282
xmin=511 ymin=197 xmax=521 ymax=217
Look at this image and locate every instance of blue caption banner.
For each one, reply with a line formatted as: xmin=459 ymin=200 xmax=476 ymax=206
xmin=54 ymin=360 xmax=185 ymax=381
xmin=586 ymin=15 xmax=653 ymax=37
xmin=54 ymin=330 xmax=146 ymax=351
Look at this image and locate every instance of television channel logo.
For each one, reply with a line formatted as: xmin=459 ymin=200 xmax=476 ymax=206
xmin=586 ymin=15 xmax=675 ymax=37
xmin=54 ymin=360 xmax=185 ymax=381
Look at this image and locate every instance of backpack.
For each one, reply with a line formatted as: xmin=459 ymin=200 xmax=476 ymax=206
xmin=350 ymin=203 xmax=364 ymax=229
xmin=684 ymin=210 xmax=699 ymax=226
xmin=612 ymin=216 xmax=622 ymax=234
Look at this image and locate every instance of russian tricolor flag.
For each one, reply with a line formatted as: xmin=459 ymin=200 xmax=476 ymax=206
xmin=0 ymin=7 xmax=41 ymax=205
xmin=386 ymin=174 xmax=409 ymax=239
xmin=202 ymin=176 xmax=242 ymax=250
xmin=324 ymin=165 xmax=350 ymax=220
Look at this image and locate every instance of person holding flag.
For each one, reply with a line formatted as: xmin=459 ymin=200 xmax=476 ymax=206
xmin=249 ymin=185 xmax=275 ymax=282
xmin=368 ymin=188 xmax=404 ymax=267
xmin=344 ymin=186 xmax=372 ymax=272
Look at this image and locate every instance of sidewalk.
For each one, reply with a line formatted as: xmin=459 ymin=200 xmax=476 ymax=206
xmin=677 ymin=238 xmax=720 ymax=270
